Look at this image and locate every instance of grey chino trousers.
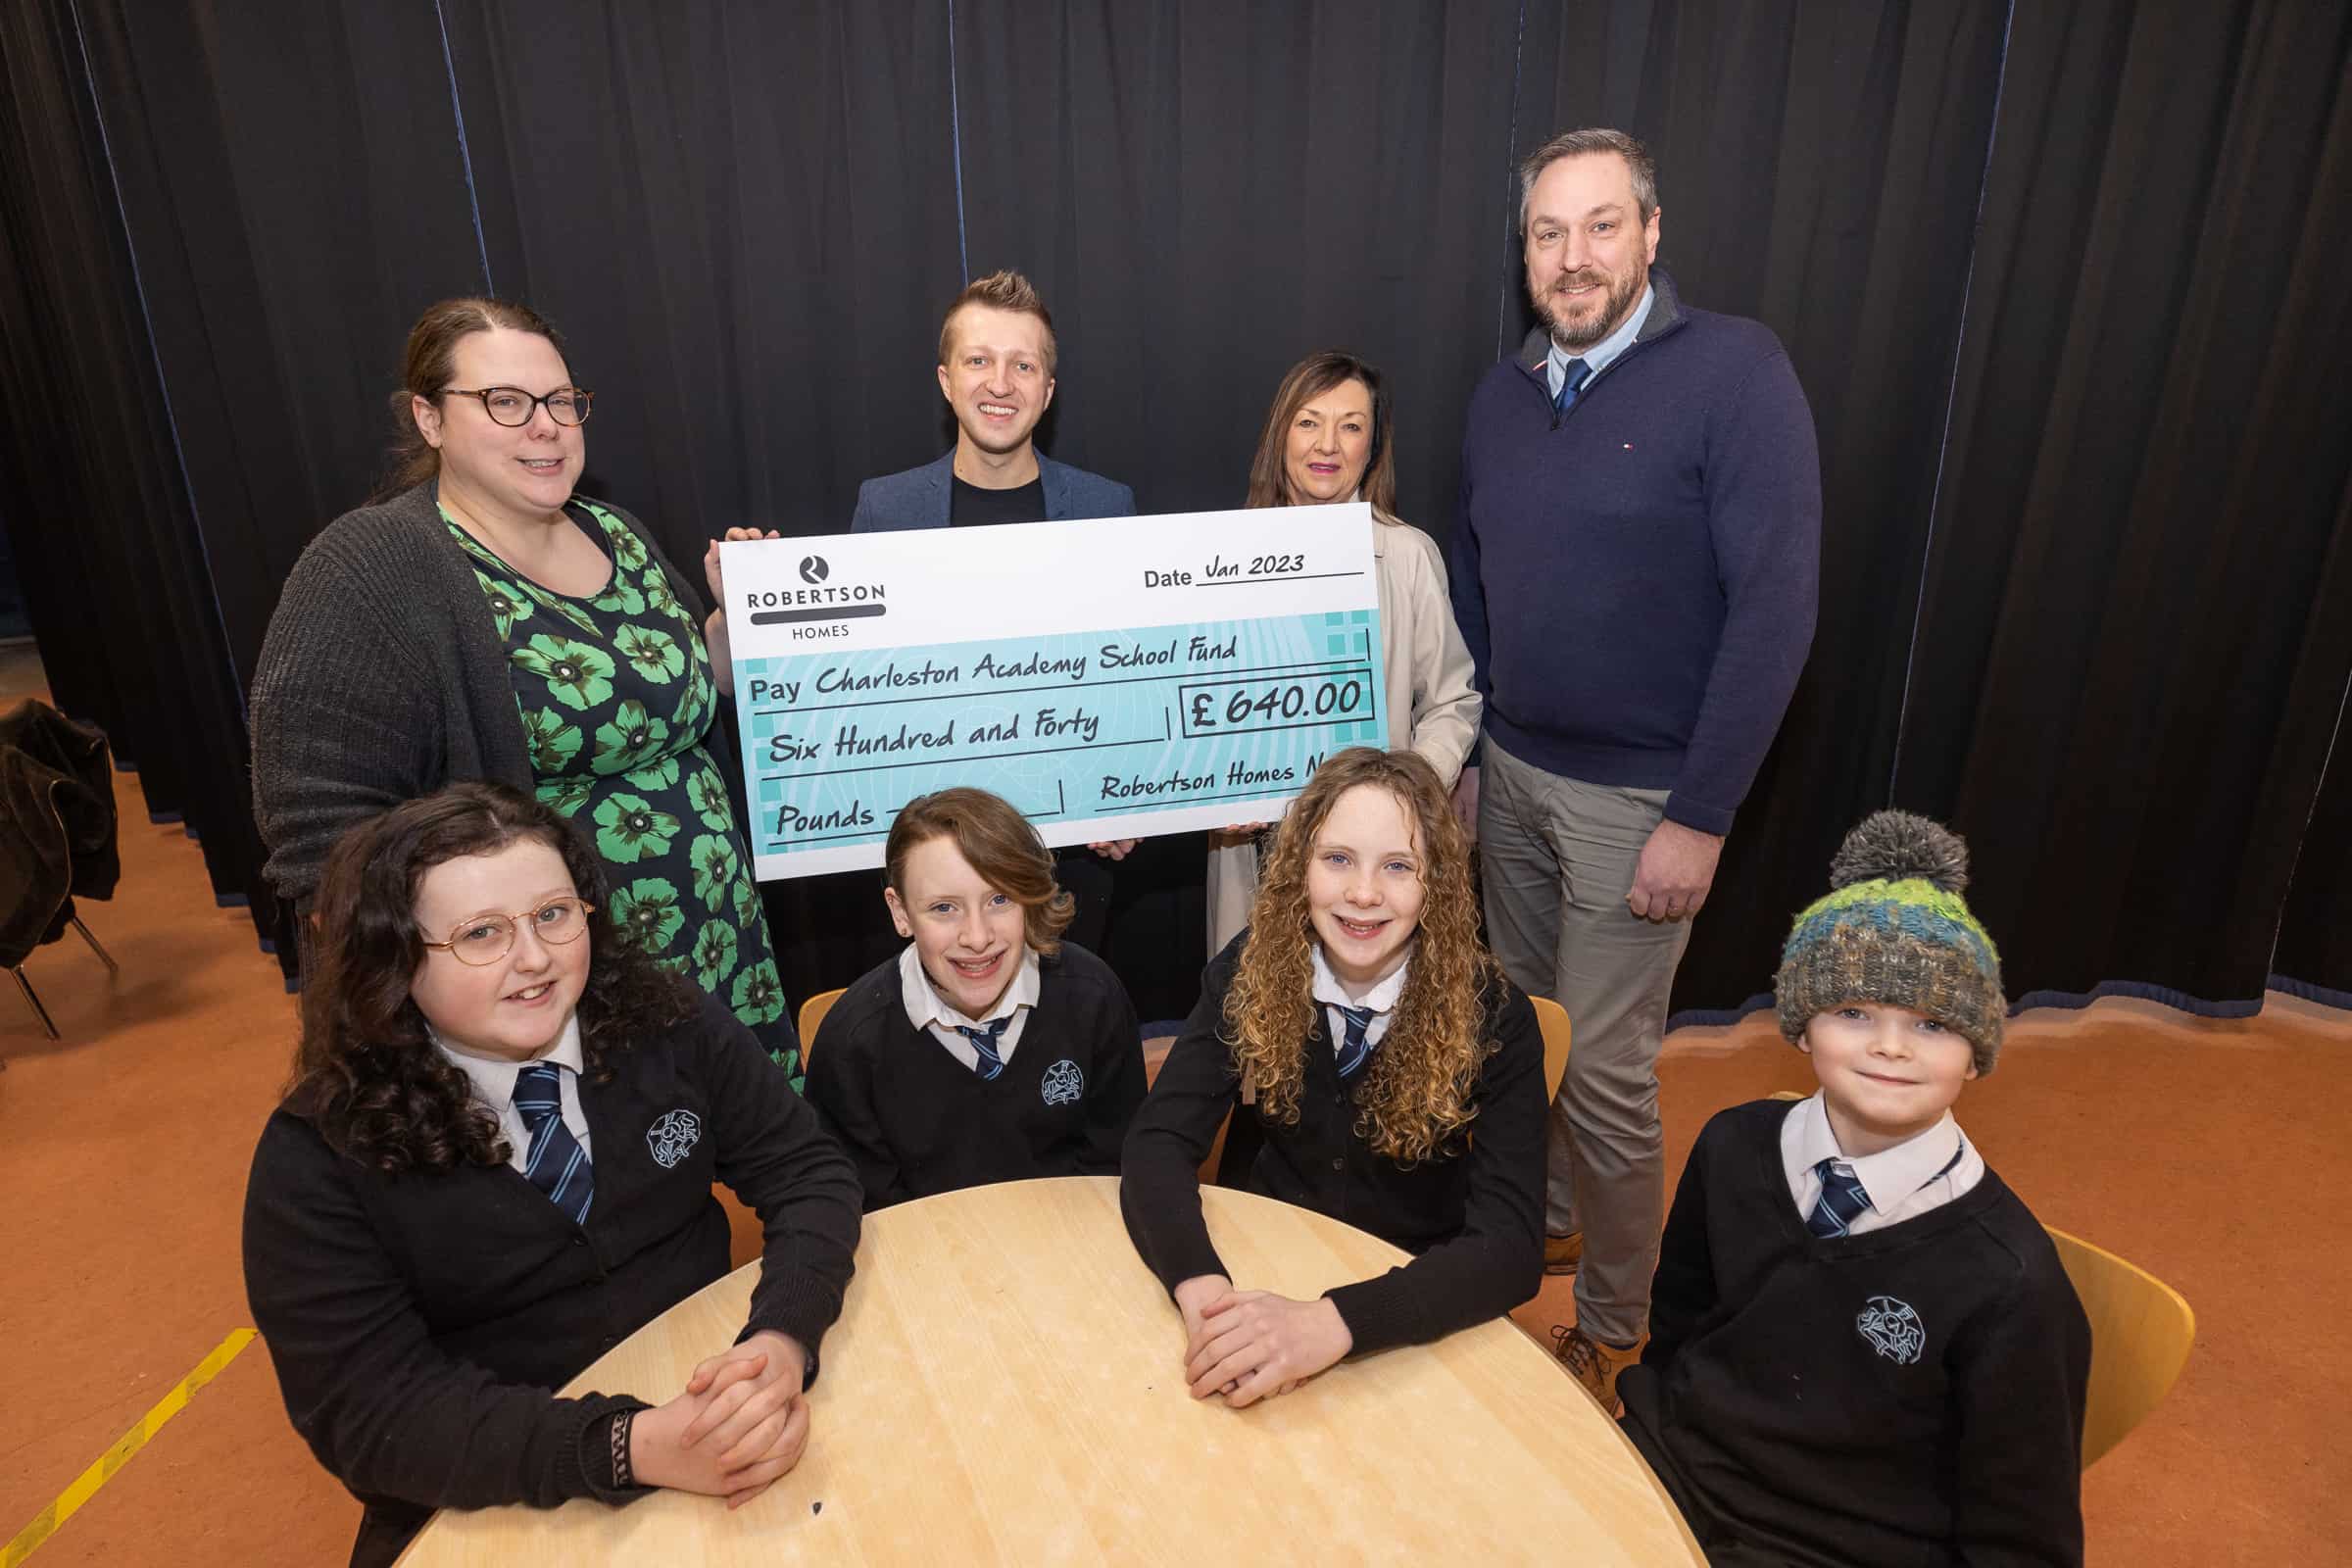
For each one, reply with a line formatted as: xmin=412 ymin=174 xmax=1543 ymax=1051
xmin=1478 ymin=735 xmax=1691 ymax=1348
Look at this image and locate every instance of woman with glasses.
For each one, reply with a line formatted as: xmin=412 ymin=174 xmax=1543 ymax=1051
xmin=252 ymin=298 xmax=801 ymax=1079
xmin=241 ymin=782 xmax=860 ymax=1568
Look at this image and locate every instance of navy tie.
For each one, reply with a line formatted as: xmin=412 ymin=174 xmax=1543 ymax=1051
xmin=954 ymin=1016 xmax=1011 ymax=1080
xmin=1552 ymin=357 xmax=1592 ymax=417
xmin=1334 ymin=1004 xmax=1378 ymax=1080
xmin=514 ymin=1062 xmax=593 ymax=1226
xmin=1806 ymin=1157 xmax=1873 ymax=1239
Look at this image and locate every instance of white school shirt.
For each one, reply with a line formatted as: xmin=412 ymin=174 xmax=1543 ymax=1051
xmin=1779 ymin=1090 xmax=1984 ymax=1235
xmin=1308 ymin=945 xmax=1410 ymax=1059
xmin=434 ymin=1012 xmax=593 ymax=1174
xmin=898 ymin=943 xmax=1042 ymax=1072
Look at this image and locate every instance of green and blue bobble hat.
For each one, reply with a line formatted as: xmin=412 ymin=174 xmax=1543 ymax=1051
xmin=1773 ymin=809 xmax=2006 ymax=1074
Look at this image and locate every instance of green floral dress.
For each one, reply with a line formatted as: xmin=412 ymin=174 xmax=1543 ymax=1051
xmin=447 ymin=501 xmax=797 ymax=1084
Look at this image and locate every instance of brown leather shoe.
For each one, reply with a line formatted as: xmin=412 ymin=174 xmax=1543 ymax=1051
xmin=1543 ymin=1231 xmax=1585 ymax=1274
xmin=1550 ymin=1323 xmax=1641 ymax=1413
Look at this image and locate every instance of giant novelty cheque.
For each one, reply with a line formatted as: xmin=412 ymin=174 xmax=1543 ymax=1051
xmin=722 ymin=505 xmax=1389 ymax=880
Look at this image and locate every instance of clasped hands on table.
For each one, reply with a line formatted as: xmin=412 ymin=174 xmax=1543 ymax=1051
xmin=397 ymin=1176 xmax=1701 ymax=1566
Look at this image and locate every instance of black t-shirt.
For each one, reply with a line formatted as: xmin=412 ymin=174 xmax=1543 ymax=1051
xmin=950 ymin=474 xmax=1047 ymax=526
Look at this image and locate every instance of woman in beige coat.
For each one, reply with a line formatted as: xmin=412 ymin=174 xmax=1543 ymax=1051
xmin=1206 ymin=353 xmax=1482 ymax=950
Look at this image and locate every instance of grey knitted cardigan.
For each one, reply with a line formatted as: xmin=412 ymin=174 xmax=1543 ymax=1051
xmin=249 ymin=478 xmax=708 ymax=905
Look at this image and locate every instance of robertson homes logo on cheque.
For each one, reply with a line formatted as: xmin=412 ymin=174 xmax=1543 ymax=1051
xmin=744 ymin=556 xmax=886 ymax=640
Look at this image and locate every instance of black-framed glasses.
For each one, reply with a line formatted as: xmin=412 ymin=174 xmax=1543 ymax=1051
xmin=420 ymin=897 xmax=597 ymax=965
xmin=440 ymin=385 xmax=595 ymax=427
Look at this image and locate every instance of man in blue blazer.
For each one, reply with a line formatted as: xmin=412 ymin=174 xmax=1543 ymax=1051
xmin=849 ymin=269 xmax=1141 ymax=952
xmin=850 ymin=270 xmax=1135 ymax=531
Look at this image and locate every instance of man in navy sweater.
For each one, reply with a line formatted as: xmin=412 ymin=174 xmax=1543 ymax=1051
xmin=1448 ymin=127 xmax=1820 ymax=1404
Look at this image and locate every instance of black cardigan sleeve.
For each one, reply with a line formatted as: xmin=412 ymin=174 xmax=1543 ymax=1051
xmin=1074 ymin=955 xmax=1147 ymax=1176
xmin=1118 ymin=953 xmax=1245 ymax=1293
xmin=1948 ymin=1247 xmax=2092 ymax=1566
xmin=241 ymin=1115 xmax=651 ymax=1513
xmin=1321 ymin=983 xmax=1546 ymax=1355
xmin=685 ymin=993 xmax=862 ymax=1362
xmin=804 ymin=996 xmax=915 ymax=1212
xmin=248 ymin=531 xmax=445 ymax=906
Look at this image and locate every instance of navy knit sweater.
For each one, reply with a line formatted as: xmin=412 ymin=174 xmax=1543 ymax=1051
xmin=1449 ymin=269 xmax=1820 ymax=835
xmin=1618 ymin=1100 xmax=2089 ymax=1567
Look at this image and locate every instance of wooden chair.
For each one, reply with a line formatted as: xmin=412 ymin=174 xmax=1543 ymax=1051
xmin=796 ymin=987 xmax=846 ymax=1067
xmin=1530 ymin=995 xmax=1573 ymax=1102
xmin=2045 ymin=1226 xmax=2195 ymax=1468
xmin=1765 ymin=1090 xmax=2193 ymax=1467
xmin=1143 ymin=1033 xmax=1231 ymax=1183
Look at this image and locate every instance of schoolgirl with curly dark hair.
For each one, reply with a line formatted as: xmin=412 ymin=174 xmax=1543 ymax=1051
xmin=240 ymin=782 xmax=860 ymax=1568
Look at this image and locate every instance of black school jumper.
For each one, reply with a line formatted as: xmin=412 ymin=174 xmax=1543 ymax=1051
xmin=804 ymin=940 xmax=1145 ymax=1210
xmin=1618 ymin=1099 xmax=2090 ymax=1568
xmin=241 ymin=993 xmax=861 ymax=1568
xmin=1119 ymin=932 xmax=1545 ymax=1355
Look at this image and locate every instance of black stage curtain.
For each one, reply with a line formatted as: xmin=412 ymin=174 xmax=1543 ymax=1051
xmin=953 ymin=0 xmax=1523 ymax=534
xmin=0 ymin=0 xmax=285 ymax=946
xmin=4 ymin=1 xmax=2346 ymax=1019
xmin=1893 ymin=0 xmax=2352 ymax=1012
xmin=444 ymin=0 xmax=965 ymax=552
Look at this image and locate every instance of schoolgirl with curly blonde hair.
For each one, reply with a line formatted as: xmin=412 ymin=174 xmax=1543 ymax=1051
xmin=1119 ymin=749 xmax=1546 ymax=1408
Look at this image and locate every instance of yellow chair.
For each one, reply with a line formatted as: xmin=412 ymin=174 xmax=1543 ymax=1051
xmin=796 ymin=987 xmax=846 ymax=1067
xmin=2045 ymin=1227 xmax=2194 ymax=1469
xmin=1529 ymin=995 xmax=1573 ymax=1102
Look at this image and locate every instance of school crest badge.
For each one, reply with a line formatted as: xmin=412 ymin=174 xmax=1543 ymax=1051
xmin=1856 ymin=1295 xmax=1926 ymax=1365
xmin=646 ymin=1108 xmax=702 ymax=1169
xmin=1040 ymin=1058 xmax=1084 ymax=1106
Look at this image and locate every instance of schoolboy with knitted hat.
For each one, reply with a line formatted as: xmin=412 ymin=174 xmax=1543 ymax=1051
xmin=1615 ymin=810 xmax=2091 ymax=1567
xmin=1774 ymin=808 xmax=2006 ymax=1075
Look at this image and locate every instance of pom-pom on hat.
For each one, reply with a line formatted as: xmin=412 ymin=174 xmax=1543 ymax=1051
xmin=1774 ymin=810 xmax=2006 ymax=1074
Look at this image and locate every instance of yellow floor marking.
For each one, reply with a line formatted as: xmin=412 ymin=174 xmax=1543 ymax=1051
xmin=3 ymin=1328 xmax=257 ymax=1567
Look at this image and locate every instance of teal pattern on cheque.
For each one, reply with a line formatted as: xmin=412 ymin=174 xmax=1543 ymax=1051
xmin=446 ymin=500 xmax=798 ymax=1085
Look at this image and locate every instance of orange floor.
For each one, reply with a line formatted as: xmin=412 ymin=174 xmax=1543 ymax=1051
xmin=4 ymin=644 xmax=2347 ymax=1566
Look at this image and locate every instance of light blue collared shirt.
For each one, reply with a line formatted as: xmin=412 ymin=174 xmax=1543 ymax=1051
xmin=1545 ymin=279 xmax=1655 ymax=399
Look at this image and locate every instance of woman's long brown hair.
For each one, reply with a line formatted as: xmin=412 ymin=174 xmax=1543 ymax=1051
xmin=287 ymin=782 xmax=696 ymax=1173
xmin=1243 ymin=350 xmax=1399 ymax=519
xmin=1222 ymin=748 xmax=1501 ymax=1163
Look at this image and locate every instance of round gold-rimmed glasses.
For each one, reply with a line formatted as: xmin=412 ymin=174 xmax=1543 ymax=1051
xmin=440 ymin=385 xmax=594 ymax=427
xmin=420 ymin=897 xmax=598 ymax=966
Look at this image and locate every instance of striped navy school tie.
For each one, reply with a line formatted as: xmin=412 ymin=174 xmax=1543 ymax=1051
xmin=954 ymin=1017 xmax=1011 ymax=1080
xmin=1805 ymin=1157 xmax=1873 ymax=1238
xmin=514 ymin=1061 xmax=593 ymax=1226
xmin=1335 ymin=1005 xmax=1378 ymax=1080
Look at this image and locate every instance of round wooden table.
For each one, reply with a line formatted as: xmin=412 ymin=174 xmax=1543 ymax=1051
xmin=399 ymin=1177 xmax=1702 ymax=1565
